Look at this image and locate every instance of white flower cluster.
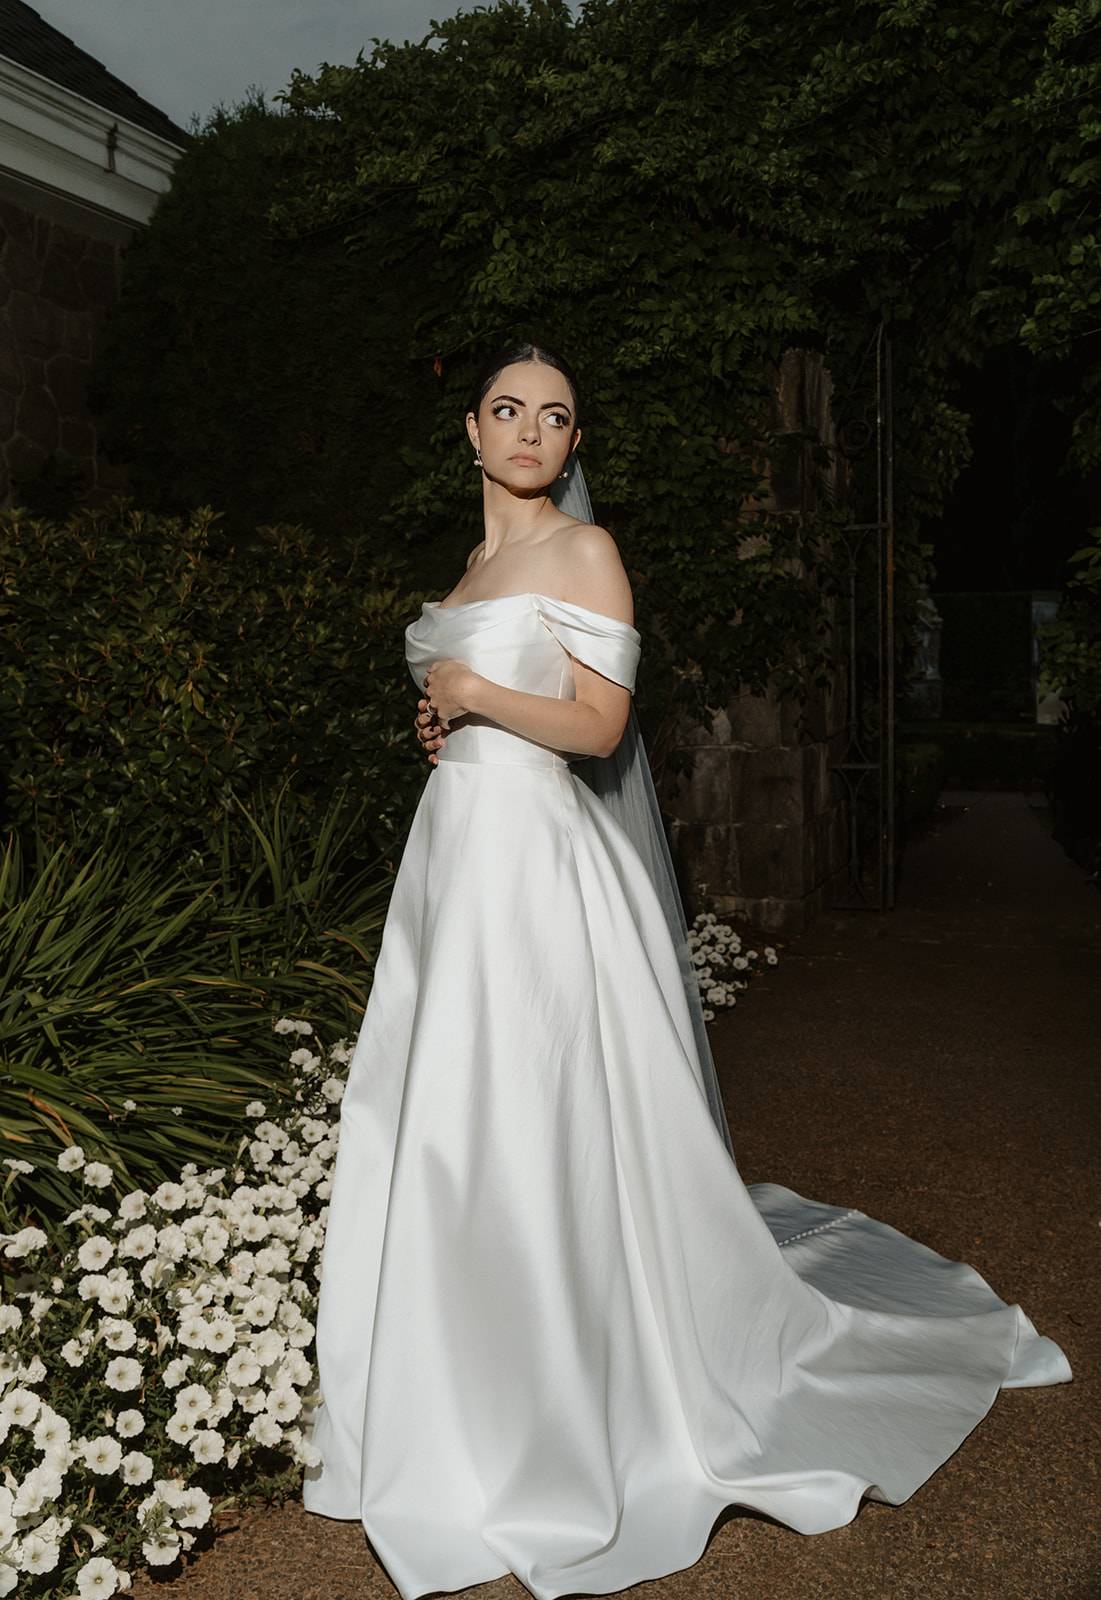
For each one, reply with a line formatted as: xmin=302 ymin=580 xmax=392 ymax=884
xmin=0 ymin=1018 xmax=353 ymax=1598
xmin=687 ymin=912 xmax=779 ymax=1021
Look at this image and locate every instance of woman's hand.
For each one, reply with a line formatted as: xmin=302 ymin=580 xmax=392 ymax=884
xmin=423 ymin=659 xmax=478 ymax=727
xmin=414 ymin=697 xmax=448 ymax=765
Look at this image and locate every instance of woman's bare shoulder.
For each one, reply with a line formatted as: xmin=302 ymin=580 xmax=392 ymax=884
xmin=558 ymin=521 xmax=634 ymax=624
xmin=465 ymin=541 xmax=486 ymax=571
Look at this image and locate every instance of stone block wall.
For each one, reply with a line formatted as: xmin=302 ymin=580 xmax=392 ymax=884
xmin=661 ymin=349 xmax=852 ymax=937
xmin=0 ymin=189 xmax=130 ymax=507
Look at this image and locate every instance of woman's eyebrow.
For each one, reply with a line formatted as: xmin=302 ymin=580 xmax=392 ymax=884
xmin=490 ymin=393 xmax=573 ymax=415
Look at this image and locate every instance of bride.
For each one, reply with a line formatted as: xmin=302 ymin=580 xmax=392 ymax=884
xmin=301 ymin=341 xmax=1072 ymax=1600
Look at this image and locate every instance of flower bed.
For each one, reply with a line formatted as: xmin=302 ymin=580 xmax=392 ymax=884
xmin=0 ymin=1019 xmax=348 ymax=1597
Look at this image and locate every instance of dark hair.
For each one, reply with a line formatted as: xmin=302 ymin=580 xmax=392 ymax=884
xmin=466 ymin=340 xmax=581 ymax=431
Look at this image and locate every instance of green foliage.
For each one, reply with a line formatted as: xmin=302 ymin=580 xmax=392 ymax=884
xmin=89 ymin=92 xmax=441 ymax=545
xmin=90 ymin=0 xmax=1100 ymax=740
xmin=0 ymin=499 xmax=431 ymax=856
xmin=1037 ymin=524 xmax=1101 ymax=715
xmin=0 ymin=784 xmax=392 ymax=1238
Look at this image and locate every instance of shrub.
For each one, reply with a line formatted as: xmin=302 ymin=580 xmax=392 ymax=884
xmin=0 ymin=500 xmax=431 ymax=857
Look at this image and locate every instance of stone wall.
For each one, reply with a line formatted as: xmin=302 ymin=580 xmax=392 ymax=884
xmin=0 ymin=185 xmax=131 ymax=507
xmin=662 ymin=349 xmax=851 ymax=937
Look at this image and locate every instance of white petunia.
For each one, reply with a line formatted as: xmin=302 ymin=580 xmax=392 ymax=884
xmin=100 ymin=1318 xmax=137 ymax=1352
xmin=120 ymin=1450 xmax=153 ymax=1485
xmin=173 ymin=1484 xmax=212 ymax=1528
xmin=152 ymin=1181 xmax=187 ymax=1211
xmin=58 ymin=1145 xmax=86 ymax=1172
xmin=104 ymin=1357 xmax=142 ymax=1392
xmin=188 ymin=1428 xmax=225 ymax=1464
xmin=3 ymin=1225 xmax=48 ymax=1257
xmin=75 ymin=1553 xmax=122 ymax=1596
xmin=1 ymin=1386 xmax=41 ymax=1426
xmin=84 ymin=1435 xmax=124 ymax=1474
xmin=77 ymin=1236 xmax=115 ymax=1271
xmin=141 ymin=1532 xmax=181 ymax=1567
xmin=165 ymin=1412 xmax=197 ymax=1444
xmin=83 ymin=1162 xmax=115 ymax=1188
xmin=17 ymin=1532 xmax=61 ymax=1574
xmin=174 ymin=1383 xmax=212 ymax=1420
xmin=117 ymin=1192 xmax=148 ymax=1222
xmin=115 ymin=1409 xmax=145 ymax=1438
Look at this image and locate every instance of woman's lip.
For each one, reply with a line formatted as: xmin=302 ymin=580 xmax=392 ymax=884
xmin=509 ymin=455 xmax=541 ymax=464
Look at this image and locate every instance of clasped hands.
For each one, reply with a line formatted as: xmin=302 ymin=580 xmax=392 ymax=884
xmin=414 ymin=658 xmax=474 ymax=765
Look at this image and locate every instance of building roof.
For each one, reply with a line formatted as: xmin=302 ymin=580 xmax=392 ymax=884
xmin=0 ymin=0 xmax=190 ymax=148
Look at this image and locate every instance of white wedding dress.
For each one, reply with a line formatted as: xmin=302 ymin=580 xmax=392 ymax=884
xmin=302 ymin=590 xmax=1071 ymax=1600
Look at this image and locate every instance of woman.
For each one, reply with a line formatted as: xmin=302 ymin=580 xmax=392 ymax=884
xmin=302 ymin=342 xmax=1071 ymax=1600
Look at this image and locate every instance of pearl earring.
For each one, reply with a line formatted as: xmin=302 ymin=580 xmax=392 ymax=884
xmin=473 ymin=446 xmax=483 ymax=467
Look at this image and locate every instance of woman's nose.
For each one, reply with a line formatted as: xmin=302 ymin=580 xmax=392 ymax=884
xmin=518 ymin=420 xmax=539 ymax=443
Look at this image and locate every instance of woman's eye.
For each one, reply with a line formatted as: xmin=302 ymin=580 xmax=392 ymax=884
xmin=546 ymin=412 xmax=570 ymax=428
xmin=491 ymin=403 xmax=517 ymax=419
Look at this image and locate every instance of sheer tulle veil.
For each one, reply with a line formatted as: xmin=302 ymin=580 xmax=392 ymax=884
xmin=550 ymin=454 xmax=737 ymax=1161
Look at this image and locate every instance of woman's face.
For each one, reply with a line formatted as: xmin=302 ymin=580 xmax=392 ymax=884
xmin=466 ymin=360 xmax=581 ymax=496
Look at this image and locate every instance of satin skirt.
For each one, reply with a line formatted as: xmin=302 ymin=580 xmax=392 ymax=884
xmin=302 ymin=759 xmax=1071 ymax=1600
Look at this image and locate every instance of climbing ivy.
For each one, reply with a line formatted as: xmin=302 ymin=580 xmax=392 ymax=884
xmin=93 ymin=0 xmax=1100 ymax=741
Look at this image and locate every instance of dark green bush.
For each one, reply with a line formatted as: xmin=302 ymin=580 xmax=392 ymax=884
xmin=0 ymin=499 xmax=432 ymax=856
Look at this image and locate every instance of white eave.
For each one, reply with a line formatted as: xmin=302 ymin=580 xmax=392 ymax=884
xmin=0 ymin=51 xmax=184 ymax=230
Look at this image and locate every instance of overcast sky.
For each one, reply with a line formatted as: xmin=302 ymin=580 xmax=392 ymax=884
xmin=31 ymin=1 xmax=542 ymax=132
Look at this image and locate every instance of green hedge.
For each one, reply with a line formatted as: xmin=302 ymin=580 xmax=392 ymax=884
xmin=0 ymin=500 xmax=432 ymax=857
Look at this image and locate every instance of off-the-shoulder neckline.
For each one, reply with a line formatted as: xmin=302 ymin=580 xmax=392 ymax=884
xmin=424 ymin=591 xmax=638 ymax=633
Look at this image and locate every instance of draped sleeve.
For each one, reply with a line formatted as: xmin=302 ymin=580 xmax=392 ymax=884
xmin=531 ymin=594 xmax=641 ymax=692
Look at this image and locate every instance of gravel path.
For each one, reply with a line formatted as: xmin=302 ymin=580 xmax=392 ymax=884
xmin=132 ymin=788 xmax=1101 ymax=1600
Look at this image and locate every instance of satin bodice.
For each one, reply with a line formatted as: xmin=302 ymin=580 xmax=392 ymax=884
xmin=404 ymin=591 xmax=642 ymax=770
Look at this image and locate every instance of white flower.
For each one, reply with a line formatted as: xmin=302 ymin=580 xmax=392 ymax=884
xmin=174 ymin=1484 xmax=212 ymax=1528
xmin=320 ymin=1077 xmax=345 ymax=1103
xmin=115 ymin=1408 xmax=145 ymax=1437
xmin=246 ymin=1412 xmax=283 ymax=1447
xmin=58 ymin=1145 xmax=86 ymax=1172
xmin=84 ymin=1162 xmax=115 ymax=1188
xmin=118 ymin=1223 xmax=157 ymax=1259
xmin=117 ymin=1192 xmax=148 ymax=1222
xmin=141 ymin=1532 xmax=181 ymax=1567
xmin=2 ymin=1158 xmax=34 ymax=1175
xmin=265 ymin=1385 xmax=302 ymax=1423
xmin=32 ymin=1407 xmax=70 ymax=1452
xmin=162 ymin=1356 xmax=192 ymax=1388
xmin=165 ymin=1412 xmax=197 ymax=1444
xmin=152 ymin=1181 xmax=187 ymax=1211
xmin=3 ymin=1226 xmax=48 ymax=1258
xmin=122 ymin=1098 xmax=137 ymax=1112
xmin=18 ymin=1531 xmax=61 ymax=1574
xmin=84 ymin=1435 xmax=124 ymax=1474
xmin=1 ymin=1386 xmax=41 ymax=1427
xmin=77 ymin=1235 xmax=115 ymax=1271
xmin=97 ymin=1279 xmax=133 ymax=1315
xmin=76 ymin=1553 xmax=122 ymax=1596
xmin=60 ymin=1336 xmax=85 ymax=1367
xmin=104 ymin=1357 xmax=142 ymax=1392
xmin=203 ymin=1317 xmax=237 ymax=1354
xmin=171 ymin=1106 xmax=184 ymax=1115
xmin=120 ymin=1450 xmax=153 ymax=1485
xmin=100 ymin=1318 xmax=137 ymax=1352
xmin=245 ymin=1100 xmax=267 ymax=1116
xmin=188 ymin=1428 xmax=225 ymax=1464
xmin=174 ymin=1383 xmax=212 ymax=1421
xmin=225 ymin=1348 xmax=262 ymax=1386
